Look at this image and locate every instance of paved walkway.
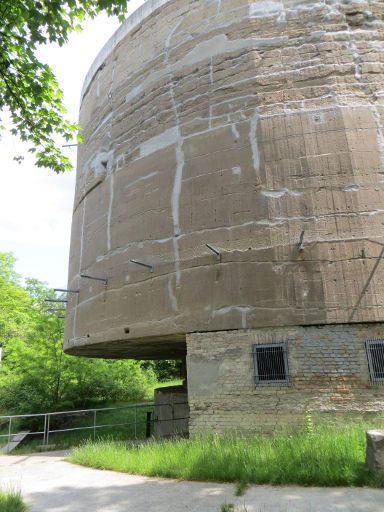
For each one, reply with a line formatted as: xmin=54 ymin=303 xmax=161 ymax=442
xmin=1 ymin=452 xmax=383 ymax=511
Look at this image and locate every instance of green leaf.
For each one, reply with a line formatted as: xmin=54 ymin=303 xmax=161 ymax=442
xmin=0 ymin=0 xmax=130 ymax=172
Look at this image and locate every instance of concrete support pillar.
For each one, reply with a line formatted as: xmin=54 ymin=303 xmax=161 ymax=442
xmin=180 ymin=356 xmax=187 ymax=389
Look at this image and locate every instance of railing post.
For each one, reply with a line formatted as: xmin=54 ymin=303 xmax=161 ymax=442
xmin=43 ymin=414 xmax=47 ymax=445
xmin=134 ymin=406 xmax=137 ymax=439
xmin=46 ymin=414 xmax=50 ymax=445
xmin=146 ymin=411 xmax=152 ymax=438
xmin=93 ymin=410 xmax=97 ymax=441
xmin=8 ymin=417 xmax=12 ymax=444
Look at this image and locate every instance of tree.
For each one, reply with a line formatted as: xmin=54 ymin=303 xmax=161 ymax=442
xmin=0 ymin=0 xmax=129 ymax=172
xmin=0 ymin=252 xmax=156 ymax=415
xmin=0 ymin=253 xmax=35 ymax=349
xmin=144 ymin=360 xmax=182 ymax=382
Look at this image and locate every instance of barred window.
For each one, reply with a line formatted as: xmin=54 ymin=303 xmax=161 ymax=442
xmin=366 ymin=340 xmax=384 ymax=383
xmin=252 ymin=342 xmax=289 ymax=385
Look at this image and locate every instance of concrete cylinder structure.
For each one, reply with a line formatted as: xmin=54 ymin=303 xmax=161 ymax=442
xmin=65 ymin=0 xmax=384 ymax=433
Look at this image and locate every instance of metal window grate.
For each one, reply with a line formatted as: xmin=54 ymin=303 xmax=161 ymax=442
xmin=365 ymin=339 xmax=384 ymax=384
xmin=252 ymin=342 xmax=289 ymax=385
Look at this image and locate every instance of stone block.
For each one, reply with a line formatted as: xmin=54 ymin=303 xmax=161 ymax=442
xmin=366 ymin=430 xmax=384 ymax=474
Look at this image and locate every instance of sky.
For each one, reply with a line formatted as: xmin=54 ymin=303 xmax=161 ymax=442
xmin=0 ymin=0 xmax=145 ymax=288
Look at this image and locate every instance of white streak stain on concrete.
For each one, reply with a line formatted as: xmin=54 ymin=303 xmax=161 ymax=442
xmin=212 ymin=305 xmax=254 ymax=328
xmin=139 ymin=127 xmax=180 ymax=158
xmin=172 ymin=139 xmax=184 ymax=286
xmin=249 ymin=111 xmax=260 ymax=176
xmin=90 ymin=112 xmax=114 ymax=140
xmin=96 ymin=238 xmax=174 ymax=264
xmin=107 ymin=173 xmax=114 ymax=252
xmin=124 ymin=34 xmax=288 ymax=107
xmin=177 ymin=34 xmax=288 ymax=70
xmin=76 ymin=291 xmax=106 ymax=308
xmin=79 ymin=198 xmax=86 ymax=275
xmin=125 ymin=84 xmax=143 ymax=104
xmin=232 ymin=166 xmax=241 ymax=175
xmin=168 ymin=276 xmax=178 ymax=311
xmin=172 ymin=140 xmax=184 ymax=238
xmin=74 ymin=197 xmax=87 ymax=339
xmin=343 ymin=185 xmax=360 ymax=192
xmin=165 ymin=21 xmax=184 ymax=295
xmin=231 ymin=124 xmax=240 ymax=140
xmin=372 ymin=105 xmax=384 ymax=171
xmin=155 ymin=236 xmax=174 ymax=245
xmin=261 ymin=189 xmax=303 ymax=198
xmin=124 ymin=172 xmax=158 ymax=190
xmin=249 ymin=1 xmax=283 ymax=18
xmin=347 ymin=24 xmax=363 ymax=81
xmin=96 ymin=70 xmax=101 ymax=97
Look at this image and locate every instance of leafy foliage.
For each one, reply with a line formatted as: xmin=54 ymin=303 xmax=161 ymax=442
xmin=0 ymin=0 xmax=129 ymax=172
xmin=144 ymin=360 xmax=182 ymax=382
xmin=0 ymin=252 xmax=156 ymax=416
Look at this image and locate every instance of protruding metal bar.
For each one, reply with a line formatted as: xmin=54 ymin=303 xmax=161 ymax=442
xmin=53 ymin=288 xmax=79 ymax=294
xmin=62 ymin=143 xmax=79 ymax=147
xmin=205 ymin=243 xmax=221 ymax=261
xmin=130 ymin=259 xmax=154 ymax=272
xmin=45 ymin=299 xmax=68 ymax=303
xmin=298 ymin=230 xmax=305 ymax=251
xmin=80 ymin=274 xmax=108 ymax=284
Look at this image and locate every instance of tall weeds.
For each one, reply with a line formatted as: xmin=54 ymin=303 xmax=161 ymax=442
xmin=70 ymin=421 xmax=384 ymax=488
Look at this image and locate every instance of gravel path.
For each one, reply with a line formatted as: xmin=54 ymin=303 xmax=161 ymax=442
xmin=1 ymin=452 xmax=383 ymax=511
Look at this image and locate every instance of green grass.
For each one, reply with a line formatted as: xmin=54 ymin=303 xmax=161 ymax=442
xmin=0 ymin=491 xmax=26 ymax=512
xmin=153 ymin=380 xmax=182 ymax=389
xmin=69 ymin=422 xmax=384 ymax=488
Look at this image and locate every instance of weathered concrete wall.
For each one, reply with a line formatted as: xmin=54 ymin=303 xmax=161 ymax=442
xmin=64 ymin=0 xmax=384 ymax=358
xmin=154 ymin=385 xmax=189 ymax=437
xmin=187 ymin=325 xmax=384 ymax=435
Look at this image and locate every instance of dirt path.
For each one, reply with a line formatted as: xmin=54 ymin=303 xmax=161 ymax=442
xmin=0 ymin=452 xmax=383 ymax=511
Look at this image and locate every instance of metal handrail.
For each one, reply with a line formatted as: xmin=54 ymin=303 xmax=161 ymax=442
xmin=0 ymin=401 xmax=189 ymax=448
xmin=0 ymin=401 xmax=163 ymax=420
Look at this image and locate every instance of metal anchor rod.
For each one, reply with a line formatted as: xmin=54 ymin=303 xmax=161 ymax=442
xmin=298 ymin=230 xmax=305 ymax=251
xmin=53 ymin=288 xmax=79 ymax=294
xmin=130 ymin=259 xmax=154 ymax=272
xmin=205 ymin=243 xmax=221 ymax=260
xmin=80 ymin=274 xmax=108 ymax=284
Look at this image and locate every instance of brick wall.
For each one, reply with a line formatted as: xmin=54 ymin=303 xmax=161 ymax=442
xmin=186 ymin=324 xmax=384 ymax=435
